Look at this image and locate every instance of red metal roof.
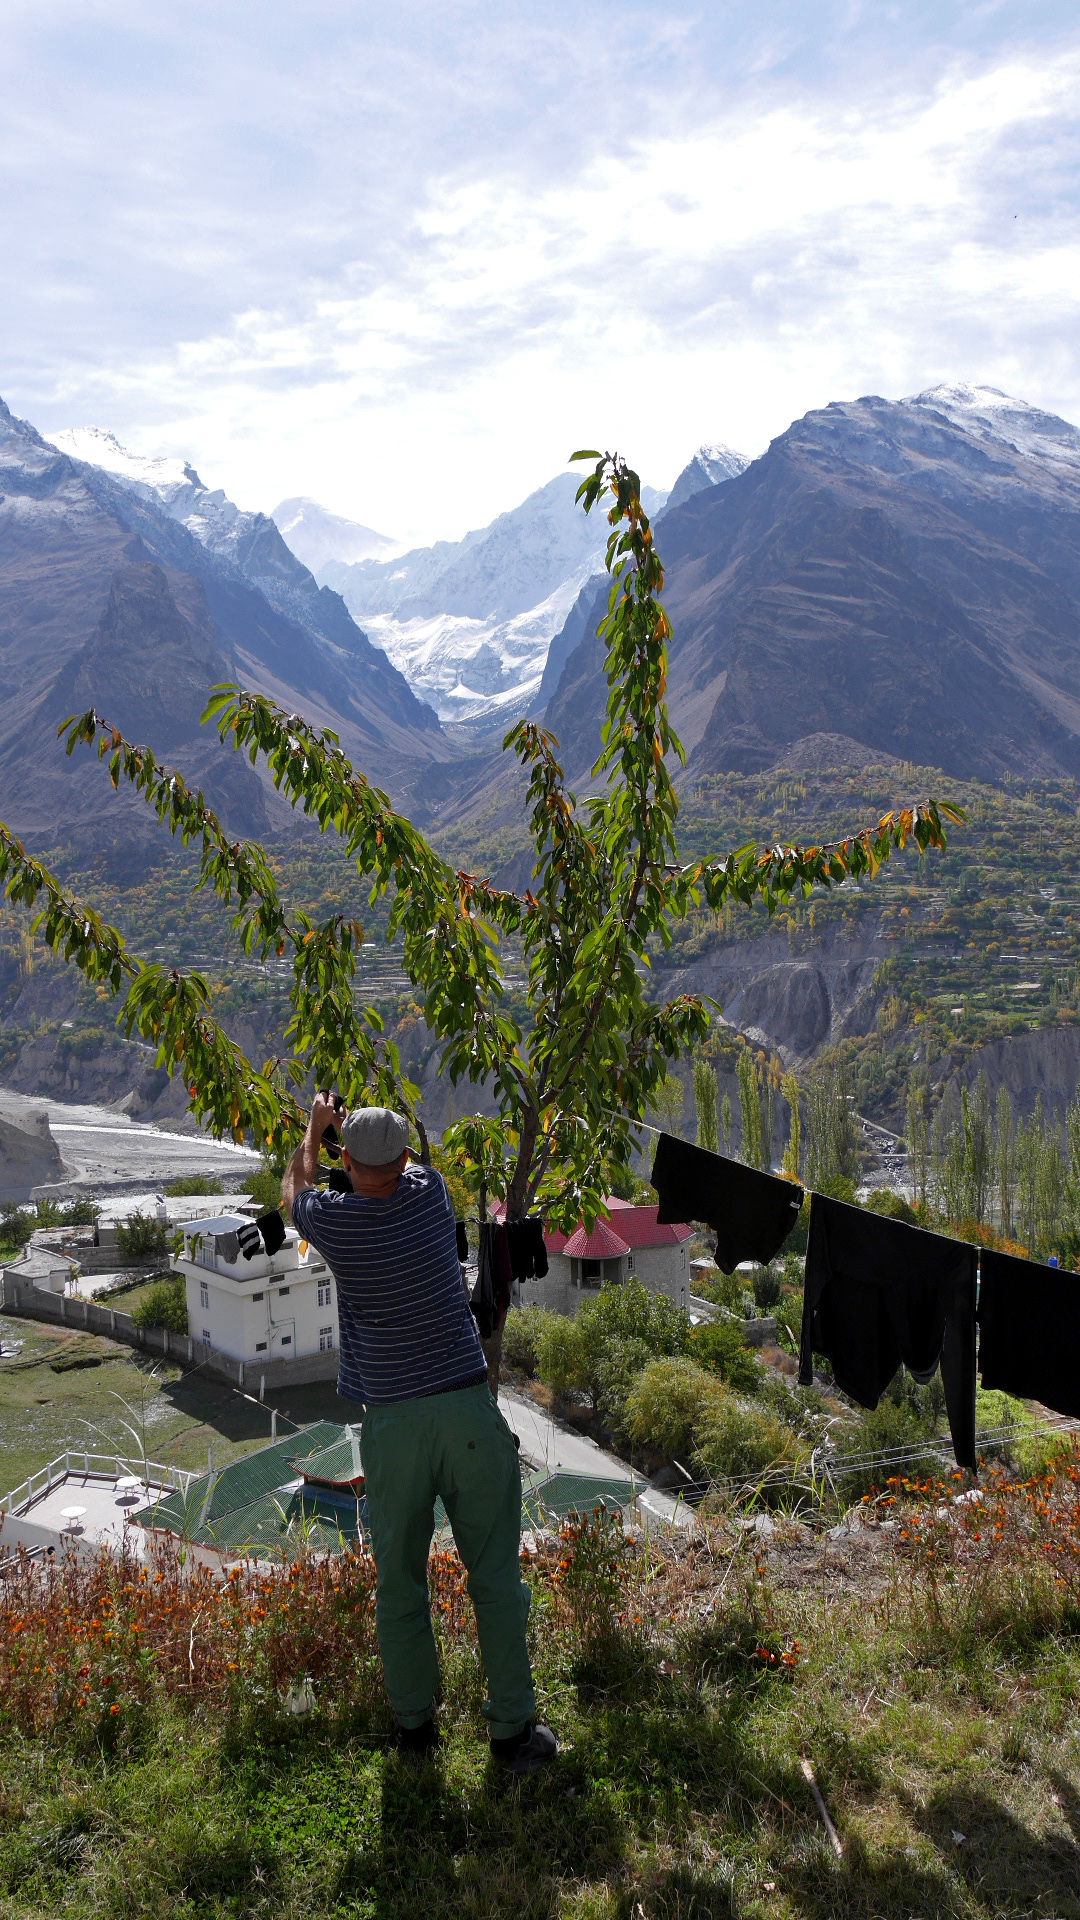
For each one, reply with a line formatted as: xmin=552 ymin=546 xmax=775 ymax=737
xmin=554 ymin=1202 xmax=692 ymax=1256
xmin=489 ymin=1198 xmax=692 ymax=1256
xmin=563 ymin=1218 xmax=632 ymax=1260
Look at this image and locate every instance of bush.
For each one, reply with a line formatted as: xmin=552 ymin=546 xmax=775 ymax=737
xmin=116 ymin=1212 xmax=169 ymax=1261
xmin=689 ymin=1319 xmax=760 ymax=1393
xmin=696 ymin=1391 xmax=802 ymax=1482
xmin=536 ymin=1315 xmax=592 ymax=1400
xmin=752 ymin=1265 xmax=783 ymax=1311
xmin=0 ymin=1204 xmax=33 ymax=1249
xmin=246 ymin=1164 xmax=283 ymax=1212
xmin=501 ymin=1305 xmax=560 ymax=1376
xmin=131 ymin=1275 xmax=188 ymax=1333
xmin=693 ymin=1266 xmax=744 ymax=1311
xmin=594 ymin=1335 xmax=656 ymax=1439
xmin=58 ymin=1198 xmax=98 ymax=1226
xmin=164 ymin=1176 xmax=224 ymax=1198
xmin=865 ymin=1188 xmax=917 ymax=1224
xmin=834 ymin=1397 xmax=940 ymax=1499
xmin=975 ymin=1388 xmax=1068 ymax=1476
xmin=625 ymin=1357 xmax=728 ymax=1460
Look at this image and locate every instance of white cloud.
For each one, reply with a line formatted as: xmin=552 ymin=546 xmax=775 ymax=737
xmin=4 ymin=5 xmax=1080 ymax=540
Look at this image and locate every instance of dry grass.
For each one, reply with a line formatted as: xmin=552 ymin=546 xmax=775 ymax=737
xmin=0 ymin=1457 xmax=1079 ymax=1917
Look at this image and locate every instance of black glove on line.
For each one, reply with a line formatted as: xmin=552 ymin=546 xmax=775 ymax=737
xmin=456 ymin=1220 xmax=469 ymax=1263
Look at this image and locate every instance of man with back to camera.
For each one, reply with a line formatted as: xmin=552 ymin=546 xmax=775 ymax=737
xmin=283 ymin=1091 xmax=557 ymax=1773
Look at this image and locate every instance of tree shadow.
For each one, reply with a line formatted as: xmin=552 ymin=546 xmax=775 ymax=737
xmin=915 ymin=1781 xmax=1080 ymax=1918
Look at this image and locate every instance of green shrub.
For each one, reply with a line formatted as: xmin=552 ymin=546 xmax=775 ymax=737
xmin=246 ymin=1164 xmax=283 ymax=1212
xmin=689 ymin=1319 xmax=760 ymax=1394
xmin=164 ymin=1176 xmax=224 ymax=1198
xmin=752 ymin=1265 xmax=783 ymax=1311
xmin=32 ymin=1197 xmax=64 ymax=1228
xmin=0 ymin=1204 xmax=33 ymax=1249
xmin=625 ymin=1357 xmax=728 ymax=1459
xmin=865 ymin=1188 xmax=917 ymax=1224
xmin=975 ymin=1387 xmax=1067 ymax=1476
xmin=58 ymin=1198 xmax=98 ymax=1226
xmin=693 ymin=1266 xmax=744 ymax=1311
xmin=594 ymin=1335 xmax=656 ymax=1439
xmin=116 ymin=1212 xmax=169 ymax=1261
xmin=696 ymin=1391 xmax=802 ymax=1482
xmin=834 ymin=1397 xmax=940 ymax=1498
xmin=501 ymin=1305 xmax=560 ymax=1376
xmin=536 ymin=1315 xmax=592 ymax=1400
xmin=131 ymin=1275 xmax=188 ymax=1333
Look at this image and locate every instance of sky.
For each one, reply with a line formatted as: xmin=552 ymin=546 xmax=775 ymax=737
xmin=4 ymin=1 xmax=1080 ymax=544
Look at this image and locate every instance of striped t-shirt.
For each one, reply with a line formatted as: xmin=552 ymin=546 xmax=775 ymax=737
xmin=291 ymin=1167 xmax=487 ymax=1405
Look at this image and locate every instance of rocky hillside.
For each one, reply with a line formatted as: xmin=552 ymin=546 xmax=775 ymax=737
xmin=545 ymin=386 xmax=1080 ymax=785
xmin=0 ymin=403 xmax=451 ymax=862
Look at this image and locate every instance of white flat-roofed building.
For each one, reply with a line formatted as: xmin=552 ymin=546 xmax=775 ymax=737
xmin=173 ymin=1214 xmax=339 ymax=1370
xmin=0 ymin=1451 xmax=189 ymax=1563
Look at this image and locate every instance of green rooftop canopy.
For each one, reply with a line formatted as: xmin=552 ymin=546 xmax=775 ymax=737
xmin=292 ymin=1426 xmax=364 ymax=1489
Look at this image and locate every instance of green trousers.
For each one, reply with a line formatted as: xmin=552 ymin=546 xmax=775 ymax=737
xmin=360 ymin=1382 xmax=537 ymax=1740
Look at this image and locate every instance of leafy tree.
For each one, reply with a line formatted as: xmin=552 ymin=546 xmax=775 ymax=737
xmin=116 ymin=1212 xmax=169 ymax=1261
xmin=624 ymin=1357 xmax=726 ymax=1460
xmin=780 ymin=1070 xmax=801 ymax=1179
xmin=692 ymin=1054 xmax=719 ymax=1155
xmin=689 ymin=1318 xmax=760 ymax=1393
xmin=736 ymin=1049 xmax=766 ymax=1170
xmin=131 ymin=1274 xmax=188 ymax=1333
xmin=804 ymin=1060 xmax=858 ymax=1191
xmin=0 ymin=451 xmax=958 ymax=1268
xmin=651 ymin=1072 xmax=686 ymax=1140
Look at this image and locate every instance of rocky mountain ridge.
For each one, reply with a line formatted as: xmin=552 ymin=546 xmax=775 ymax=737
xmin=0 ymin=401 xmax=453 ymax=863
xmin=543 ymin=385 xmax=1080 ymax=786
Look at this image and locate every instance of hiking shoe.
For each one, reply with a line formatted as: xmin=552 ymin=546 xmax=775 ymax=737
xmin=490 ymin=1722 xmax=558 ymax=1774
xmin=394 ymin=1717 xmax=438 ymax=1755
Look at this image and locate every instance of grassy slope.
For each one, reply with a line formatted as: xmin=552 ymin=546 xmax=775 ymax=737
xmin=1 ymin=1507 xmax=1078 ymax=1919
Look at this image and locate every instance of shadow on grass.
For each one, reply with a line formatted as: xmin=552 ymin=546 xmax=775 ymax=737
xmin=151 ymin=1367 xmax=359 ymax=1448
xmin=778 ymin=1777 xmax=1080 ymax=1920
xmin=917 ymin=1782 xmax=1080 ymax=1918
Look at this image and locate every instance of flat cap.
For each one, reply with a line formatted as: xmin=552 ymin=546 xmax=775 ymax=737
xmin=340 ymin=1105 xmax=409 ymax=1167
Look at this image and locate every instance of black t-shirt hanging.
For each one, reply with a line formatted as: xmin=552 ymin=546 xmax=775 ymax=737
xmin=650 ymin=1132 xmax=803 ymax=1273
xmin=799 ymin=1193 xmax=977 ymax=1471
xmin=979 ymin=1248 xmax=1080 ymax=1419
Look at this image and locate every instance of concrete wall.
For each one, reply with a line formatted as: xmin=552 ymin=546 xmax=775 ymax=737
xmin=0 ymin=1270 xmax=338 ymax=1390
xmin=523 ymin=1241 xmax=691 ymax=1318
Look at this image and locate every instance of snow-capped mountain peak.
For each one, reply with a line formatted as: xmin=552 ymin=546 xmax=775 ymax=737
xmin=664 ymin=440 xmax=751 ymax=512
xmin=908 ymin=384 xmax=1080 ymax=472
xmin=49 ymin=426 xmax=196 ymax=501
xmin=272 ymin=497 xmax=402 ymax=574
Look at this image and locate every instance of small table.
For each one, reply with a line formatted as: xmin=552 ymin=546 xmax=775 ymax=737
xmin=60 ymin=1505 xmax=86 ymax=1532
xmin=115 ymin=1477 xmax=144 ymax=1507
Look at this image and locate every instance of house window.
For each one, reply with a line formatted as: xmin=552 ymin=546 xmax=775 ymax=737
xmin=277 ymin=1286 xmax=291 ymax=1297
xmin=199 ymin=1281 xmax=209 ymax=1309
xmin=319 ymin=1325 xmax=334 ymax=1352
xmin=280 ymin=1334 xmax=292 ymax=1346
xmin=252 ymin=1291 xmax=264 ymax=1303
xmin=580 ymin=1259 xmax=602 ymax=1289
xmin=202 ymin=1328 xmax=211 ymax=1345
xmin=317 ymin=1282 xmax=332 ymax=1308
xmin=626 ymin=1254 xmax=634 ymax=1273
xmin=255 ymin=1340 xmax=268 ymax=1352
